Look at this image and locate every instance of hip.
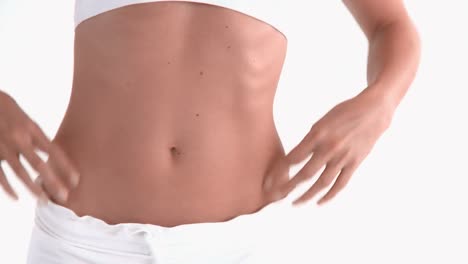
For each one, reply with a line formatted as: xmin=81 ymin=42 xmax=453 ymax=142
xmin=26 ymin=192 xmax=297 ymax=263
xmin=49 ymin=122 xmax=286 ymax=227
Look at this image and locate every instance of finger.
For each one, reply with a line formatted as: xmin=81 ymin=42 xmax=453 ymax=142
xmin=47 ymin=143 xmax=80 ymax=189
xmin=279 ymin=150 xmax=329 ymax=197
xmin=285 ymin=127 xmax=321 ymax=165
xmin=34 ymin=176 xmax=50 ymax=205
xmin=21 ymin=146 xmax=58 ymax=202
xmin=262 ymin=155 xmax=290 ymax=191
xmin=47 ymin=156 xmax=79 ymax=190
xmin=37 ymin=159 xmax=70 ymax=204
xmin=29 ymin=122 xmax=52 ymax=154
xmin=317 ymin=162 xmax=358 ymax=205
xmin=19 ymin=143 xmax=68 ymax=202
xmin=292 ymin=150 xmax=349 ymax=205
xmin=22 ymin=141 xmax=70 ymax=203
xmin=292 ymin=162 xmax=342 ymax=205
xmin=262 ymin=161 xmax=289 ymax=204
xmin=0 ymin=165 xmax=19 ymax=200
xmin=21 ymin=146 xmax=47 ymax=176
xmin=5 ymin=153 xmax=43 ymax=198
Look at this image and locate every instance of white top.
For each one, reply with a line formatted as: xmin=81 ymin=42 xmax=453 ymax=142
xmin=74 ymin=0 xmax=287 ymax=38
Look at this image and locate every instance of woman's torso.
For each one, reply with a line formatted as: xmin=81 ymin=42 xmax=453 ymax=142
xmin=50 ymin=1 xmax=288 ymax=227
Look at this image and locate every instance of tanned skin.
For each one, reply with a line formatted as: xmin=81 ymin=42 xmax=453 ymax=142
xmin=0 ymin=0 xmax=419 ymax=227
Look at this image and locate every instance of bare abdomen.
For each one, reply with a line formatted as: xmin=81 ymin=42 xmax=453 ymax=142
xmin=53 ymin=1 xmax=288 ymax=227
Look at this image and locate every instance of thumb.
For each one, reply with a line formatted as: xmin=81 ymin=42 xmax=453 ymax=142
xmin=262 ymin=155 xmax=290 ymax=192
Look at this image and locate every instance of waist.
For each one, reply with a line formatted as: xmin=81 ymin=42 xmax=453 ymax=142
xmin=51 ymin=93 xmax=285 ymax=226
xmin=58 ymin=7 xmax=288 ymax=226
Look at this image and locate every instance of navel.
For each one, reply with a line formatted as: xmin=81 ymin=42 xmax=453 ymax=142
xmin=170 ymin=146 xmax=181 ymax=156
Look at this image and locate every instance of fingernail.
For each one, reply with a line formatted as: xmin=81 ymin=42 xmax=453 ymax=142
xmin=71 ymin=173 xmax=80 ymax=187
xmin=57 ymin=189 xmax=68 ymax=203
xmin=272 ymin=191 xmax=283 ymax=201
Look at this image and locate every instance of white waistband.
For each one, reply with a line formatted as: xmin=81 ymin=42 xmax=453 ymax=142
xmin=33 ymin=196 xmax=294 ymax=255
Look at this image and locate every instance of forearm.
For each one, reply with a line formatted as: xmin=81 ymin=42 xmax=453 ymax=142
xmin=361 ymin=19 xmax=421 ymax=113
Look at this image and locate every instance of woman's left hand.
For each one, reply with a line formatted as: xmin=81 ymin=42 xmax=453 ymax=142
xmin=264 ymin=88 xmax=394 ymax=206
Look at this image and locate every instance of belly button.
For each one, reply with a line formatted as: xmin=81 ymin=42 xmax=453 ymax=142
xmin=170 ymin=146 xmax=181 ymax=156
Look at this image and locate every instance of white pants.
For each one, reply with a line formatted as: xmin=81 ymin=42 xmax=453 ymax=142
xmin=26 ymin=195 xmax=297 ymax=264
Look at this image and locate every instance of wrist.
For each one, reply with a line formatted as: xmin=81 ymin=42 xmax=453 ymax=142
xmin=357 ymin=85 xmax=396 ymax=126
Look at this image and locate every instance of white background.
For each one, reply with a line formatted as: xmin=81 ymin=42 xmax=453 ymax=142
xmin=1 ymin=1 xmax=467 ymax=263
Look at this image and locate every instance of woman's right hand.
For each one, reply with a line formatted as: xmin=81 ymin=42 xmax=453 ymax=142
xmin=0 ymin=92 xmax=80 ymax=203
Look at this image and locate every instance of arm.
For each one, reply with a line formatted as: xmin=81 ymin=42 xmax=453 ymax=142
xmin=262 ymin=0 xmax=421 ymax=206
xmin=0 ymin=92 xmax=80 ymax=203
xmin=343 ymin=0 xmax=421 ymax=112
